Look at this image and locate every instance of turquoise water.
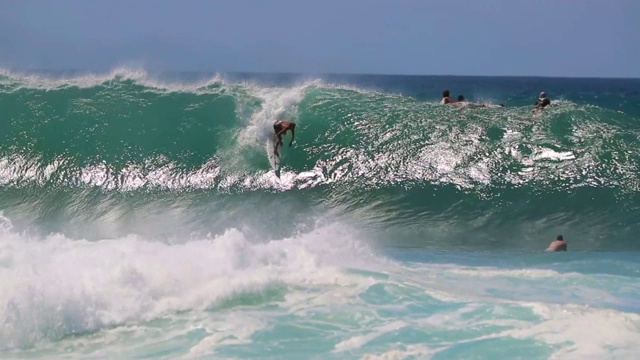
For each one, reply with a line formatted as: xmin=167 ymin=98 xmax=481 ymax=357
xmin=1 ymin=69 xmax=640 ymax=359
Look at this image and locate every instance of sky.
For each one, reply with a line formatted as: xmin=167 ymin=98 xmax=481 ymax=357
xmin=0 ymin=0 xmax=638 ymax=78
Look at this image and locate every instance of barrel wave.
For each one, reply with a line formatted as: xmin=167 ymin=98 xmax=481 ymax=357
xmin=1 ymin=69 xmax=640 ymax=249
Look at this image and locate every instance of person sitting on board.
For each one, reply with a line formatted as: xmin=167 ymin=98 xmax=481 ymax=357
xmin=545 ymin=234 xmax=567 ymax=252
xmin=440 ymin=90 xmax=456 ymax=104
xmin=534 ymin=92 xmax=551 ymax=110
xmin=273 ymin=120 xmax=296 ymax=156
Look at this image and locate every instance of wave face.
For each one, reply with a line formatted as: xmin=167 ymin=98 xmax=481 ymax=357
xmin=1 ymin=70 xmax=640 ymax=249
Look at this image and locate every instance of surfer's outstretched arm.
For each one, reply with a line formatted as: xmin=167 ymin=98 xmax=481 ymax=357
xmin=289 ymin=127 xmax=295 ymax=147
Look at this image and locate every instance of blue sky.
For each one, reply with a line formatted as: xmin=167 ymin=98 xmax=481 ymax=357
xmin=1 ymin=0 xmax=638 ymax=77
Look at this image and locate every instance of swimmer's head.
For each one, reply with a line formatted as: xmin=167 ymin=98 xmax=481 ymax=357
xmin=556 ymin=235 xmax=563 ymax=241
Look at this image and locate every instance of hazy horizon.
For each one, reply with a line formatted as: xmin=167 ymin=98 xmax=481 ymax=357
xmin=3 ymin=67 xmax=639 ymax=80
xmin=2 ymin=0 xmax=638 ymax=78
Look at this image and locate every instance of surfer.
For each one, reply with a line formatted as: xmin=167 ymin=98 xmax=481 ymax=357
xmin=534 ymin=92 xmax=551 ymax=110
xmin=454 ymin=94 xmax=468 ymax=107
xmin=440 ymin=90 xmax=456 ymax=104
xmin=545 ymin=235 xmax=567 ymax=252
xmin=455 ymin=95 xmax=486 ymax=108
xmin=273 ymin=120 xmax=296 ymax=156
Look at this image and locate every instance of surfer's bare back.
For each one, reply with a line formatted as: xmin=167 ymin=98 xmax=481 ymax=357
xmin=273 ymin=120 xmax=296 ymax=156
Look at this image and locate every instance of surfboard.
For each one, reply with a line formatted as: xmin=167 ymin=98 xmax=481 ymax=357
xmin=266 ymin=137 xmax=281 ymax=171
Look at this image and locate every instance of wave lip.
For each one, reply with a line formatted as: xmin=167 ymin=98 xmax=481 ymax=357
xmin=0 ymin=66 xmax=231 ymax=93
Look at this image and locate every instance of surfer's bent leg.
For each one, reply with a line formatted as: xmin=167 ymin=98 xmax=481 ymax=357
xmin=274 ymin=135 xmax=282 ymax=156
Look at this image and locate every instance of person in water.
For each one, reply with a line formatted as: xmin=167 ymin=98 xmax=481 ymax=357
xmin=455 ymin=94 xmax=486 ymax=108
xmin=441 ymin=90 xmax=456 ymax=104
xmin=545 ymin=234 xmax=567 ymax=252
xmin=273 ymin=120 xmax=296 ymax=156
xmin=534 ymin=91 xmax=551 ymax=110
xmin=454 ymin=94 xmax=468 ymax=107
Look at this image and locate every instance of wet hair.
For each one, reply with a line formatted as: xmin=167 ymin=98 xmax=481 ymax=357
xmin=457 ymin=95 xmax=465 ymax=101
xmin=442 ymin=90 xmax=450 ymax=97
xmin=556 ymin=235 xmax=563 ymax=241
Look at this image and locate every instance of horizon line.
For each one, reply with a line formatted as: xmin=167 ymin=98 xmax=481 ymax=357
xmin=2 ymin=67 xmax=639 ymax=81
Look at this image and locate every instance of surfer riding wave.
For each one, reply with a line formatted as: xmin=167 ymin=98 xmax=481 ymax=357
xmin=273 ymin=120 xmax=296 ymax=156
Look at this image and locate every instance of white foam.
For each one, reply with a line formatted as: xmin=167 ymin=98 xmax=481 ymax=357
xmin=534 ymin=149 xmax=576 ymax=161
xmin=360 ymin=344 xmax=435 ymax=360
xmin=0 ymin=217 xmax=384 ymax=349
xmin=211 ymin=79 xmax=322 ymax=177
xmin=333 ymin=321 xmax=407 ymax=353
xmin=185 ymin=313 xmax=267 ymax=358
xmin=0 ymin=151 xmax=330 ymax=192
xmin=235 ymin=81 xmax=312 ymax=148
xmin=0 ymin=154 xmax=222 ymax=190
xmin=444 ymin=265 xmax=563 ymax=279
xmin=512 ymin=303 xmax=640 ymax=360
xmin=0 ymin=66 xmax=227 ymax=93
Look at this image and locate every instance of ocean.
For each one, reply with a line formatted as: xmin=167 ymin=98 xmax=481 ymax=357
xmin=1 ymin=69 xmax=640 ymax=359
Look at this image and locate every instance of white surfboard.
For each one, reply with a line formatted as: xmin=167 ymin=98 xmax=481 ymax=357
xmin=266 ymin=137 xmax=281 ymax=171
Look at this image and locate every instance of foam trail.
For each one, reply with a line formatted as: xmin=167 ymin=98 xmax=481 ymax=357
xmin=238 ymin=81 xmax=314 ymax=147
